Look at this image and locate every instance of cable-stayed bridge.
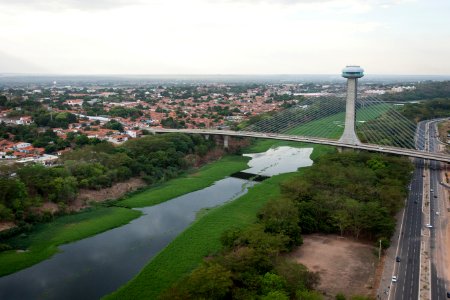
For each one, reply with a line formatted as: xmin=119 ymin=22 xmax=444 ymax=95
xmin=147 ymin=66 xmax=450 ymax=163
xmin=147 ymin=95 xmax=450 ymax=162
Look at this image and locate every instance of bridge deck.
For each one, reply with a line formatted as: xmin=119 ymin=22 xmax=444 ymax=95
xmin=146 ymin=128 xmax=450 ymax=163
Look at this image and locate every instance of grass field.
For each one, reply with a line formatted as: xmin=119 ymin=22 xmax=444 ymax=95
xmin=0 ymin=207 xmax=142 ymax=277
xmin=118 ymin=155 xmax=250 ymax=208
xmin=286 ymin=104 xmax=391 ymax=139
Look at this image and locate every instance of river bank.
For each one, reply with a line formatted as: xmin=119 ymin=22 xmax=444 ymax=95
xmin=0 ymin=154 xmax=249 ymax=277
xmin=105 ymin=171 xmax=299 ymax=300
xmin=105 ymin=143 xmax=334 ymax=299
xmin=0 ymin=140 xmax=333 ymax=300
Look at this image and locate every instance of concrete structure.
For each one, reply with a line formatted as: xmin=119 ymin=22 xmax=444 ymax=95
xmin=339 ymin=65 xmax=364 ymax=145
xmin=223 ymin=135 xmax=229 ymax=149
xmin=146 ymin=128 xmax=450 ymax=163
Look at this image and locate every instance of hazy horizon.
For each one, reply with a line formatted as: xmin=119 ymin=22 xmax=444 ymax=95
xmin=2 ymin=73 xmax=450 ymax=86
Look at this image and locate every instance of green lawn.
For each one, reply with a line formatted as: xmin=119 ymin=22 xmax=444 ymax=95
xmin=0 ymin=207 xmax=141 ymax=277
xmin=118 ymin=155 xmax=250 ymax=208
xmin=286 ymin=104 xmax=391 ymax=139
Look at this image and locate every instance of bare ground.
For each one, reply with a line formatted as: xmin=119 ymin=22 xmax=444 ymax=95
xmin=73 ymin=177 xmax=147 ymax=210
xmin=0 ymin=222 xmax=15 ymax=232
xmin=288 ymin=234 xmax=378 ymax=299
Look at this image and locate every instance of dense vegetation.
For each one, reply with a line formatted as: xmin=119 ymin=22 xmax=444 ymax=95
xmin=381 ymin=81 xmax=450 ymax=102
xmin=401 ymin=98 xmax=450 ymax=122
xmin=281 ymin=152 xmax=412 ymax=241
xmin=150 ymin=151 xmax=410 ymax=300
xmin=107 ymin=143 xmax=335 ymax=300
xmin=0 ymin=133 xmax=215 ymax=223
xmin=0 ymin=123 xmax=71 ymax=152
xmin=0 ymin=153 xmax=250 ymax=276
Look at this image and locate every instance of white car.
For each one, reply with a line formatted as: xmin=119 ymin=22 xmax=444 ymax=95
xmin=425 ymin=224 xmax=433 ymax=228
xmin=392 ymin=276 xmax=397 ymax=282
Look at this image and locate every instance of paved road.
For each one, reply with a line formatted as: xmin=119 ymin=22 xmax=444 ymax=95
xmin=392 ymin=119 xmax=449 ymax=299
xmin=392 ymin=120 xmax=428 ymax=300
xmin=428 ymin=121 xmax=448 ymax=299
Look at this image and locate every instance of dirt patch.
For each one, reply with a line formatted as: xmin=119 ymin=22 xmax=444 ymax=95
xmin=40 ymin=202 xmax=59 ymax=213
xmin=0 ymin=222 xmax=15 ymax=232
xmin=288 ymin=234 xmax=378 ymax=299
xmin=72 ymin=177 xmax=147 ymax=210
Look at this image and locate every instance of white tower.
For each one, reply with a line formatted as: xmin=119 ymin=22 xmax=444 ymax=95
xmin=339 ymin=65 xmax=364 ymax=145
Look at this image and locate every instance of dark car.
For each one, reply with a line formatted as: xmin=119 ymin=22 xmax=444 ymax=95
xmin=396 ymin=256 xmax=401 ymax=262
xmin=447 ymin=291 xmax=450 ymax=298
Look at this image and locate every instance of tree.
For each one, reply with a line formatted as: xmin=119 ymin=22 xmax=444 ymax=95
xmin=296 ymin=290 xmax=324 ymax=300
xmin=336 ymin=293 xmax=346 ymax=300
xmin=332 ymin=209 xmax=350 ymax=237
xmin=0 ymin=95 xmax=7 ymax=107
xmin=0 ymin=178 xmax=28 ymax=221
xmin=75 ymin=134 xmax=90 ymax=146
xmin=275 ymin=259 xmax=320 ymax=295
xmin=160 ymin=262 xmax=233 ymax=300
xmin=258 ymin=198 xmax=302 ymax=249
xmin=48 ymin=176 xmax=78 ymax=203
xmin=261 ymin=290 xmax=289 ymax=300
xmin=103 ymin=120 xmax=124 ymax=132
xmin=260 ymin=272 xmax=287 ymax=295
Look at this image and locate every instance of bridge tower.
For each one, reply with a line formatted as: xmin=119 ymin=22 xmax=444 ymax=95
xmin=339 ymin=65 xmax=364 ymax=145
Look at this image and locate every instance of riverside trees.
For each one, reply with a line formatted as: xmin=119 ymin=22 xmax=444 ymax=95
xmin=0 ymin=133 xmax=215 ymax=223
xmin=161 ymin=151 xmax=412 ymax=299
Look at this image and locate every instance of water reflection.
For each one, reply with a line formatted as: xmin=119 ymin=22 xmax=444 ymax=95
xmin=0 ymin=178 xmax=255 ymax=300
xmin=0 ymin=146 xmax=313 ymax=300
xmin=243 ymin=146 xmax=313 ymax=176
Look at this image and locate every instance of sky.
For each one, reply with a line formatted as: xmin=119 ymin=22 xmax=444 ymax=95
xmin=0 ymin=0 xmax=449 ymax=75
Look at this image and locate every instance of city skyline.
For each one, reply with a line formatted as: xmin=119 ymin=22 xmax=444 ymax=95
xmin=1 ymin=0 xmax=449 ymax=75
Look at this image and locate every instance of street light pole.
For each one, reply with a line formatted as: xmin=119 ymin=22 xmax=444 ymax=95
xmin=379 ymin=239 xmax=382 ymax=260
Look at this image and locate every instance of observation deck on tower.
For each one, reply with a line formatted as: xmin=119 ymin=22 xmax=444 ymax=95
xmin=342 ymin=66 xmax=364 ymax=78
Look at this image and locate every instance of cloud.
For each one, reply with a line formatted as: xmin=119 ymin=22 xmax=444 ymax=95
xmin=0 ymin=0 xmax=144 ymax=11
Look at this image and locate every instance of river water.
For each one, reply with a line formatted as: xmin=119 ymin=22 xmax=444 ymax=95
xmin=0 ymin=146 xmax=313 ymax=300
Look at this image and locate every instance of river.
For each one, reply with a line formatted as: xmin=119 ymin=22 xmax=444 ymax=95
xmin=0 ymin=146 xmax=313 ymax=300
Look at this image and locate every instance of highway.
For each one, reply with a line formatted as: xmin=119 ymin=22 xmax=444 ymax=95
xmin=428 ymin=120 xmax=448 ymax=299
xmin=391 ymin=119 xmax=449 ymax=300
xmin=392 ymin=121 xmax=427 ymax=300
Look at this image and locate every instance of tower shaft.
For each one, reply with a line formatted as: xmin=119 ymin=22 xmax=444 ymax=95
xmin=339 ymin=77 xmax=361 ymax=145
